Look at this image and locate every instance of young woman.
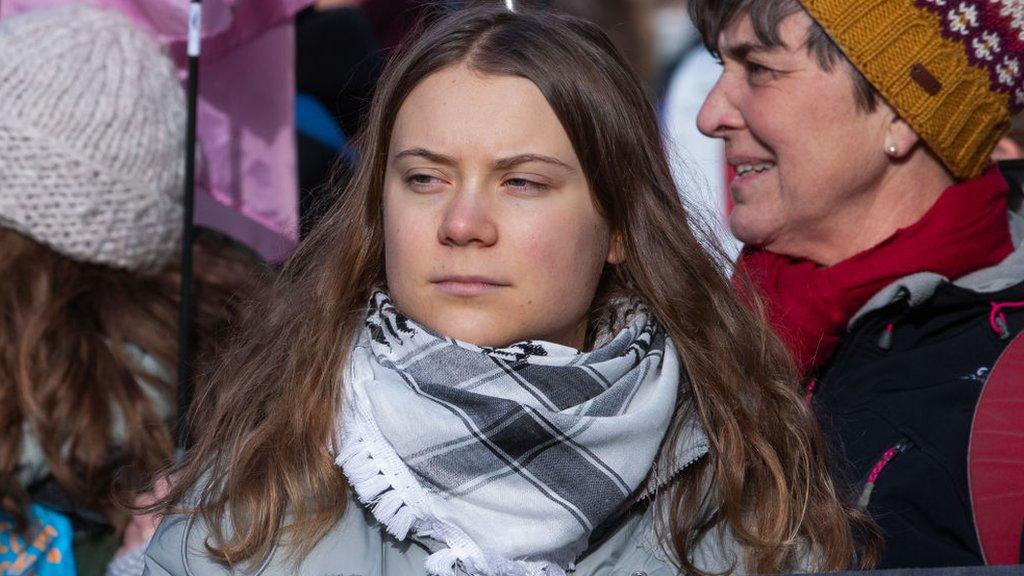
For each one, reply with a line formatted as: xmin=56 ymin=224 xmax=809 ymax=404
xmin=144 ymin=5 xmax=875 ymax=575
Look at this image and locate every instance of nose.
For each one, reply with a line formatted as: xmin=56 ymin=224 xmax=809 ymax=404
xmin=438 ymin=186 xmax=498 ymax=248
xmin=696 ymin=75 xmax=743 ymax=139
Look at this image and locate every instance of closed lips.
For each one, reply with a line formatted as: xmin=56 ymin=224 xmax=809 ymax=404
xmin=432 ymin=276 xmax=509 ymax=286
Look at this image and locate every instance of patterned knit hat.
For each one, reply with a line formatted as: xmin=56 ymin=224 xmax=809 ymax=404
xmin=0 ymin=5 xmax=186 ymax=272
xmin=798 ymin=0 xmax=1023 ymax=180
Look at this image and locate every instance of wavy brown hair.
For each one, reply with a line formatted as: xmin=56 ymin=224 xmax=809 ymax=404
xmin=154 ymin=5 xmax=878 ymax=573
xmin=0 ymin=227 xmax=260 ymax=533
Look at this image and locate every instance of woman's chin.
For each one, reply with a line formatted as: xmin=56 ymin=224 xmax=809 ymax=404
xmin=729 ymin=213 xmax=776 ymax=249
xmin=449 ymin=331 xmax=525 ymax=349
xmin=416 ymin=314 xmax=524 ymax=349
xmin=399 ymin=298 xmax=585 ymax=349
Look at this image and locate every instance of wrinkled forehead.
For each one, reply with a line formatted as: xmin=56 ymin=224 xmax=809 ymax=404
xmin=387 ymin=65 xmax=580 ymax=168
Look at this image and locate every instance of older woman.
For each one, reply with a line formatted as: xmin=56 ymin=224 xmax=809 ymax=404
xmin=689 ymin=0 xmax=1024 ymax=568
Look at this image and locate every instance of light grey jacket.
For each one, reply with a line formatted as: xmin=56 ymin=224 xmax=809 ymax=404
xmin=141 ymin=412 xmax=749 ymax=576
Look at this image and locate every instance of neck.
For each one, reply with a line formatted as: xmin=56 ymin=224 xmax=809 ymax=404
xmin=795 ymin=151 xmax=955 ymax=266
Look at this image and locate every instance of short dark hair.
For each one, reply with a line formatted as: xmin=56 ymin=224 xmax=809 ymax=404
xmin=1012 ymin=114 xmax=1024 ymax=148
xmin=689 ymin=0 xmax=879 ymax=112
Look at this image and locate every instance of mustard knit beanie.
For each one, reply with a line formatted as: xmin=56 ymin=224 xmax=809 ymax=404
xmin=798 ymin=0 xmax=1023 ymax=180
xmin=0 ymin=5 xmax=186 ymax=272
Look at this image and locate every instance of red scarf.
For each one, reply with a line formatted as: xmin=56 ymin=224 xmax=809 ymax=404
xmin=735 ymin=168 xmax=1014 ymax=375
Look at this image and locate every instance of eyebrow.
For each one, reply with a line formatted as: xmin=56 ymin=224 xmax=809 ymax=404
xmin=393 ymin=148 xmax=575 ymax=172
xmin=394 ymin=147 xmax=457 ymax=166
xmin=722 ymin=41 xmax=774 ymax=61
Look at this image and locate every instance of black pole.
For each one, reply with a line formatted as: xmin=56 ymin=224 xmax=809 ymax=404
xmin=176 ymin=0 xmax=202 ymax=451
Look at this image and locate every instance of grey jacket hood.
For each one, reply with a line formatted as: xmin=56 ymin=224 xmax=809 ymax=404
xmin=849 ymin=174 xmax=1024 ymax=327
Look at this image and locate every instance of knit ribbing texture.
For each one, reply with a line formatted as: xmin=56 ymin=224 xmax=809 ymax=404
xmin=799 ymin=0 xmax=1022 ymax=180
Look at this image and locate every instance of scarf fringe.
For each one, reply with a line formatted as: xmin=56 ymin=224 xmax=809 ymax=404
xmin=336 ymin=421 xmax=421 ymax=540
xmin=338 ymin=415 xmax=573 ymax=576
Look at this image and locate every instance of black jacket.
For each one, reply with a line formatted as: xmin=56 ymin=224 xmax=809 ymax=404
xmin=812 ymin=162 xmax=1024 ymax=568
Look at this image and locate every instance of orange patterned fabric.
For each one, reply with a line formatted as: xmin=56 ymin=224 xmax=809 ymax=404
xmin=0 ymin=505 xmax=75 ymax=575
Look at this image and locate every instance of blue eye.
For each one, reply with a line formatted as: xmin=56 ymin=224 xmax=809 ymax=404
xmin=406 ymin=174 xmax=445 ymax=192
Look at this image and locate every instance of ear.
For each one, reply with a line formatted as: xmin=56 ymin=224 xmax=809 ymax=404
xmin=882 ymin=104 xmax=922 ymax=159
xmin=606 ymin=232 xmax=625 ymax=265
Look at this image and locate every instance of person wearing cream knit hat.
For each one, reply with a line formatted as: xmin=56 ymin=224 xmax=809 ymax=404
xmin=0 ymin=3 xmax=185 ymax=272
xmin=0 ymin=6 xmax=259 ymax=576
xmin=688 ymin=0 xmax=1024 ymax=568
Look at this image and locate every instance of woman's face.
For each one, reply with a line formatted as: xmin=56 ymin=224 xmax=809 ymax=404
xmin=696 ymin=11 xmax=893 ymax=262
xmin=383 ymin=64 xmax=622 ymax=350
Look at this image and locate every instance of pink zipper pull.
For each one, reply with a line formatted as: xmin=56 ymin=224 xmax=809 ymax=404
xmin=859 ymin=439 xmax=912 ymax=508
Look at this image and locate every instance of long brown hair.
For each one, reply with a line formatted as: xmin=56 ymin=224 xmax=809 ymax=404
xmin=0 ymin=227 xmax=259 ymax=532
xmin=156 ymin=5 xmax=877 ymax=573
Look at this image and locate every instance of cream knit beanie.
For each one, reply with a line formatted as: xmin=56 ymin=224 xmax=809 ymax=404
xmin=0 ymin=5 xmax=186 ymax=272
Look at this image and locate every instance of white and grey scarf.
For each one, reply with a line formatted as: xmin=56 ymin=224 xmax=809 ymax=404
xmin=337 ymin=292 xmax=683 ymax=576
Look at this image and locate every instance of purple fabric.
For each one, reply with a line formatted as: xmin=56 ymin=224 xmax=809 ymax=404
xmin=0 ymin=0 xmax=310 ymax=262
xmin=913 ymin=0 xmax=1024 ymax=112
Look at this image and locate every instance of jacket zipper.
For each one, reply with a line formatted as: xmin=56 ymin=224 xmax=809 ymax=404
xmin=876 ymin=287 xmax=911 ymax=351
xmin=858 ymin=438 xmax=913 ymax=509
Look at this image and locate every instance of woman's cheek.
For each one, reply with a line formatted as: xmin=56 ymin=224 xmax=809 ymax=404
xmin=519 ymin=243 xmax=561 ymax=303
xmin=386 ymin=217 xmax=432 ymax=274
xmin=516 ymin=222 xmax=605 ymax=300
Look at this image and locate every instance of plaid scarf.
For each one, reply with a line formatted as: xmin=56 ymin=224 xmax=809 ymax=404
xmin=337 ymin=292 xmax=683 ymax=576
